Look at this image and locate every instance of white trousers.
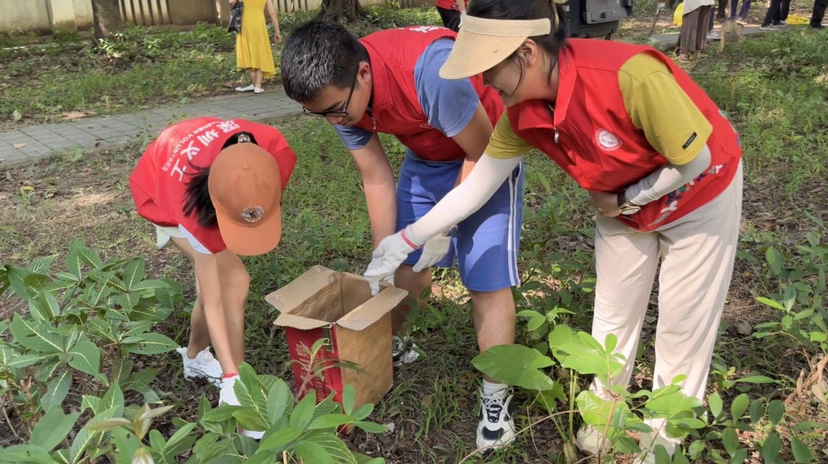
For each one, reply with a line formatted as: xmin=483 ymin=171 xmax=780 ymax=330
xmin=589 ymin=162 xmax=743 ymax=451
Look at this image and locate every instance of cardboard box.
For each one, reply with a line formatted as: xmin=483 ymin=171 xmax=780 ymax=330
xmin=266 ymin=265 xmax=407 ymax=409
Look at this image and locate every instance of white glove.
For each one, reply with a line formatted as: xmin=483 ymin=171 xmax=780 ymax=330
xmin=366 ymin=273 xmax=395 ymax=297
xmin=365 ymin=230 xmax=420 ymax=295
xmin=412 ymin=231 xmax=453 ymax=273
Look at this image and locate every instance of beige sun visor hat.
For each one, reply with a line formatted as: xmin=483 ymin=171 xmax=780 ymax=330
xmin=440 ymin=15 xmax=552 ymax=80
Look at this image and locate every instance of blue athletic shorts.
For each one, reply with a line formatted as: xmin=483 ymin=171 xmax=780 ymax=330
xmin=396 ymin=150 xmax=524 ymax=292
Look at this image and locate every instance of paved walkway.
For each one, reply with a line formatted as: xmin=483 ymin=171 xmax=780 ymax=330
xmin=0 ymin=26 xmax=775 ymax=167
xmin=0 ymin=88 xmax=301 ymax=166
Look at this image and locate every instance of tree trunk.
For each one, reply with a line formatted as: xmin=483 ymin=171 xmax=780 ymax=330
xmin=91 ymin=0 xmax=123 ymax=39
xmin=316 ymin=0 xmax=367 ymax=22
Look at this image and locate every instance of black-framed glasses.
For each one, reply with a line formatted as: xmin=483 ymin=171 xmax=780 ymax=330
xmin=302 ymin=68 xmax=359 ymax=118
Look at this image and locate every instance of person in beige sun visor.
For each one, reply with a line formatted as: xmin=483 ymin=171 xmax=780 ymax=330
xmin=363 ymin=0 xmax=743 ymax=461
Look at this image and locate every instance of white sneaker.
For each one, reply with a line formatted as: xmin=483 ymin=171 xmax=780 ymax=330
xmin=219 ymin=375 xmax=265 ymax=440
xmin=235 ymin=84 xmax=255 ymax=92
xmin=476 ymin=388 xmax=516 ymax=451
xmin=177 ymin=347 xmax=222 ymax=387
xmin=392 ymin=335 xmax=421 ymax=367
xmin=253 ymin=87 xmax=264 ymax=94
xmin=575 ymin=425 xmax=610 ymax=455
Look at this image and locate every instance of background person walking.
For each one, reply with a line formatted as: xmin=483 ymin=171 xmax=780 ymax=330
xmin=811 ymin=0 xmax=827 ymax=28
xmin=676 ymin=0 xmax=716 ymax=58
xmin=231 ymin=0 xmax=281 ymax=94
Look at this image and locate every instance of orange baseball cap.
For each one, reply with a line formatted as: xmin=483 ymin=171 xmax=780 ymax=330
xmin=208 ymin=143 xmax=283 ymax=256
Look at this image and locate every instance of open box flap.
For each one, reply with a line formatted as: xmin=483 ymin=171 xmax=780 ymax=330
xmin=265 ymin=265 xmax=338 ymax=314
xmin=336 ymin=285 xmax=408 ymax=331
xmin=273 ymin=312 xmax=331 ymax=330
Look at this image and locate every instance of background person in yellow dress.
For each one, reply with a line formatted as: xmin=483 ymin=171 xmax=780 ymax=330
xmin=231 ymin=0 xmax=281 ymax=94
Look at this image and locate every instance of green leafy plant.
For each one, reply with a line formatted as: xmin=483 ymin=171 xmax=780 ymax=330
xmin=472 ymin=322 xmax=824 ymax=463
xmin=754 ymin=228 xmax=827 ymax=358
xmin=196 ymin=363 xmax=386 ymax=464
xmin=1 ymin=244 xmax=390 ymax=463
xmin=0 ymin=241 xmax=179 ymax=454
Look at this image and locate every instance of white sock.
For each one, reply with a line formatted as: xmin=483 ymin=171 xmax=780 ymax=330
xmin=482 ymin=380 xmax=508 ymax=397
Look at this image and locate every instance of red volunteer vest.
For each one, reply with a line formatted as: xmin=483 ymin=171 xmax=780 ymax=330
xmin=353 ymin=26 xmax=504 ymax=162
xmin=436 ymin=0 xmax=468 ymax=9
xmin=129 ymin=117 xmax=297 ymax=252
xmin=508 ymin=39 xmax=742 ymax=231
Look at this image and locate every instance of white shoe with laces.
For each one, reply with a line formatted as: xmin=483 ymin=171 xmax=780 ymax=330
xmin=177 ymin=347 xmax=222 ymax=387
xmin=392 ymin=335 xmax=421 ymax=367
xmin=235 ymin=84 xmax=255 ymax=92
xmin=476 ymin=388 xmax=516 ymax=451
xmin=219 ymin=374 xmax=265 ymax=440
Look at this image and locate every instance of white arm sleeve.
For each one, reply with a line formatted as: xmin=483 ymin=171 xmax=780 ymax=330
xmin=405 ymin=154 xmax=524 ymax=244
xmin=625 ymin=144 xmax=711 ymax=206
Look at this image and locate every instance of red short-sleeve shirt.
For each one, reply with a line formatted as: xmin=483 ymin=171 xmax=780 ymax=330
xmin=129 ymin=117 xmax=296 ymax=253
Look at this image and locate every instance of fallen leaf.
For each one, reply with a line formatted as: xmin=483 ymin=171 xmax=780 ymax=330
xmin=421 ymin=394 xmax=433 ymax=408
xmin=811 ymin=380 xmax=827 ymax=406
xmin=13 ymin=143 xmax=27 ymax=149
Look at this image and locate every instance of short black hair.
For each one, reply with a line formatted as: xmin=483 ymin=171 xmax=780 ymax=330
xmin=280 ymin=21 xmax=369 ymax=103
xmin=182 ymin=131 xmax=258 ymax=227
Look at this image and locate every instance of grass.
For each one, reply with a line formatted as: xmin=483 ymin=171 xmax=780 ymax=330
xmin=0 ymin=6 xmax=443 ymax=130
xmin=2 ymin=7 xmax=828 ymax=464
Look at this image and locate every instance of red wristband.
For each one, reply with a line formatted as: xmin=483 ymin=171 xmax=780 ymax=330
xmin=400 ymin=229 xmax=420 ymax=250
xmin=222 ymin=372 xmax=239 ymax=379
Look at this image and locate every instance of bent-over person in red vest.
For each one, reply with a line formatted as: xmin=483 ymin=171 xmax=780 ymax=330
xmin=281 ymin=21 xmax=524 ymax=451
xmin=130 ymin=117 xmax=296 ymax=439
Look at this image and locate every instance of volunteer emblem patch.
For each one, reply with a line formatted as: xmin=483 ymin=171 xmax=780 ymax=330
xmin=241 ymin=206 xmax=265 ymax=223
xmin=595 ymin=129 xmax=622 ymax=151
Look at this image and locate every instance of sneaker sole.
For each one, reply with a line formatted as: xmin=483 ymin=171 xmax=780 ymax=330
xmin=392 ymin=351 xmax=421 ymax=367
xmin=183 ymin=373 xmax=221 ymax=387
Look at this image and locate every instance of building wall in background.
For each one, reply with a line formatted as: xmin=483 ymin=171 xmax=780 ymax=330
xmin=72 ymin=0 xmax=95 ymax=29
xmin=1 ymin=0 xmax=53 ymax=34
